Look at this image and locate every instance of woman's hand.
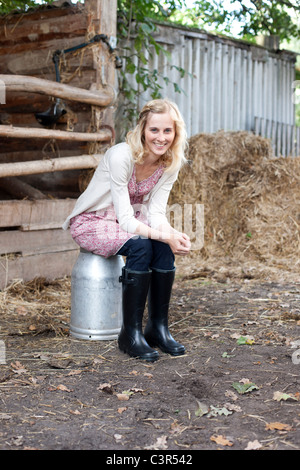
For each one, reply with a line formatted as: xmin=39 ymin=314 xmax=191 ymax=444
xmin=167 ymin=231 xmax=191 ymax=255
xmin=135 ymin=222 xmax=191 ymax=255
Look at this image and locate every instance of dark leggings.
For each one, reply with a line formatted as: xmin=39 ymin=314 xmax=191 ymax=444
xmin=117 ymin=236 xmax=175 ymax=272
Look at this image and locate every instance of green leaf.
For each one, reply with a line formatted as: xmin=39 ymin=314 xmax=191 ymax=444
xmin=140 ymin=22 xmax=154 ymax=35
xmin=125 ymin=61 xmax=136 ymax=74
xmin=173 ymin=82 xmax=182 ymax=93
xmin=134 ymin=36 xmax=143 ymax=53
xmin=232 ymin=382 xmax=259 ymax=394
xmin=222 ymin=352 xmax=234 ymax=358
xmin=273 ymin=391 xmax=298 ymax=402
xmin=139 ymin=52 xmax=148 ymax=65
xmin=207 ymin=405 xmax=233 ymax=417
xmin=195 ymin=401 xmax=209 ymax=417
xmin=236 ymin=335 xmax=254 ymax=345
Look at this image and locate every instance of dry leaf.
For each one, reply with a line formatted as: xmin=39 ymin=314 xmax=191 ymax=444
xmin=225 ymin=390 xmax=238 ymax=401
xmin=98 ymin=383 xmax=114 ymax=394
xmin=67 ymin=370 xmax=82 ymax=376
xmin=11 ymin=361 xmax=27 ymax=374
xmin=145 ymin=435 xmax=168 ymax=450
xmin=170 ymin=421 xmax=187 ymax=435
xmin=117 ymin=407 xmax=127 ymax=414
xmin=224 ymin=402 xmax=242 ymax=412
xmin=245 ymin=440 xmax=262 ymax=450
xmin=16 ymin=306 xmax=27 ymax=316
xmin=240 ymin=378 xmax=252 ymax=384
xmin=265 ymin=422 xmax=292 ymax=431
xmin=0 ymin=413 xmax=12 ymax=420
xmin=210 ymin=435 xmax=233 ymax=447
xmin=116 ymin=393 xmax=130 ymax=401
xmin=56 ymin=384 xmax=72 ymax=392
xmin=69 ymin=409 xmax=81 ymax=415
xmin=273 ymin=391 xmax=298 ymax=401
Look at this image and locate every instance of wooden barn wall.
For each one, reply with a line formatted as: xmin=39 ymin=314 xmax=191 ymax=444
xmin=0 ymin=0 xmax=117 ymax=288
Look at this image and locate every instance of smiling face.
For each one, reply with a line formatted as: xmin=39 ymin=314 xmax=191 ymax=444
xmin=143 ymin=112 xmax=175 ymax=162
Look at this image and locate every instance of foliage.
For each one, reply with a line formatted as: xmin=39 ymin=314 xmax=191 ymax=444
xmin=1 ymin=0 xmax=299 ymax=128
xmin=174 ymin=1 xmax=300 ymax=43
xmin=0 ymin=0 xmax=53 ymax=14
xmin=117 ymin=0 xmax=188 ymax=134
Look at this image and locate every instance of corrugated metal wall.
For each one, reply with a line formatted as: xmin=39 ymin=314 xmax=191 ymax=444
xmin=120 ymin=23 xmax=298 ymax=156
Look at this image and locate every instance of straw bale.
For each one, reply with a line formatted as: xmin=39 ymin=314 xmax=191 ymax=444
xmin=170 ymin=130 xmax=300 ymax=272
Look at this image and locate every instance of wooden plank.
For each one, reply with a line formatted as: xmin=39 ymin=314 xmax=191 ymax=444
xmin=0 ymin=228 xmax=78 ymax=256
xmin=0 ymin=249 xmax=79 ymax=290
xmin=0 ymin=199 xmax=76 ymax=228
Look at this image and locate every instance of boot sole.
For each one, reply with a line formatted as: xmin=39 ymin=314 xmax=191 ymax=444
xmin=146 ymin=340 xmax=185 ymax=356
xmin=118 ymin=344 xmax=159 ymax=362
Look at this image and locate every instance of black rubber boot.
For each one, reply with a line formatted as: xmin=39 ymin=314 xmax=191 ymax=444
xmin=144 ymin=268 xmax=185 ymax=356
xmin=118 ymin=268 xmax=159 ymax=362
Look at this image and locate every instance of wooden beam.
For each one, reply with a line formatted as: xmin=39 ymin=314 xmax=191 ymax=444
xmin=0 ymin=125 xmax=112 ymax=142
xmin=0 ymin=177 xmax=47 ymax=199
xmin=0 ymin=74 xmax=115 ymax=107
xmin=0 ymin=154 xmax=102 ymax=178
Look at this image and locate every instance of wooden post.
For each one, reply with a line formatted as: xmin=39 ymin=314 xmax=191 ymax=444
xmin=85 ymin=0 xmax=118 ymax=135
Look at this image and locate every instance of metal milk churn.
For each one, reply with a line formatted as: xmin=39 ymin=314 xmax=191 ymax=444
xmin=70 ymin=248 xmax=124 ymax=340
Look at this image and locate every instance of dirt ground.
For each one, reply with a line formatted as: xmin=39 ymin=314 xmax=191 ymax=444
xmin=0 ymin=259 xmax=300 ymax=452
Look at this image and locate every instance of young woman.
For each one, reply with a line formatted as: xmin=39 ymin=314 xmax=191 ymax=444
xmin=63 ymin=98 xmax=191 ymax=362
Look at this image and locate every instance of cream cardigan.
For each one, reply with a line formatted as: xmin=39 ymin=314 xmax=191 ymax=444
xmin=62 ymin=142 xmax=178 ymax=234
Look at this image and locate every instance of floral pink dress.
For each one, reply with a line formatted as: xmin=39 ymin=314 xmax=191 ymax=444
xmin=70 ymin=164 xmax=164 ymax=258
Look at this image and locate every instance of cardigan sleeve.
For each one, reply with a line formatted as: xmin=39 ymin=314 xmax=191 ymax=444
xmin=147 ymin=170 xmax=179 ymax=229
xmin=108 ymin=146 xmax=140 ymax=234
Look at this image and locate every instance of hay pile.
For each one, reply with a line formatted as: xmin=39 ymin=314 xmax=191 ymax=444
xmin=170 ymin=130 xmax=300 ymax=275
xmin=0 ymin=277 xmax=71 ymax=336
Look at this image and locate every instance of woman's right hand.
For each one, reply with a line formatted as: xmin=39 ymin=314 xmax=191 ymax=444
xmin=167 ymin=232 xmax=191 ymax=256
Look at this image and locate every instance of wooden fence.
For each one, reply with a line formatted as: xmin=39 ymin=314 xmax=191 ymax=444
xmin=255 ymin=117 xmax=300 ymax=157
xmin=119 ymin=22 xmax=298 ymax=159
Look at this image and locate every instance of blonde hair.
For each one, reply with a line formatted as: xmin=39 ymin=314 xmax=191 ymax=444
xmin=126 ymin=98 xmax=188 ymax=173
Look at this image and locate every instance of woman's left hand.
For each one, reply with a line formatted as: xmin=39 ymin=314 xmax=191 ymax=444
xmin=168 ymin=231 xmax=191 ymax=255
